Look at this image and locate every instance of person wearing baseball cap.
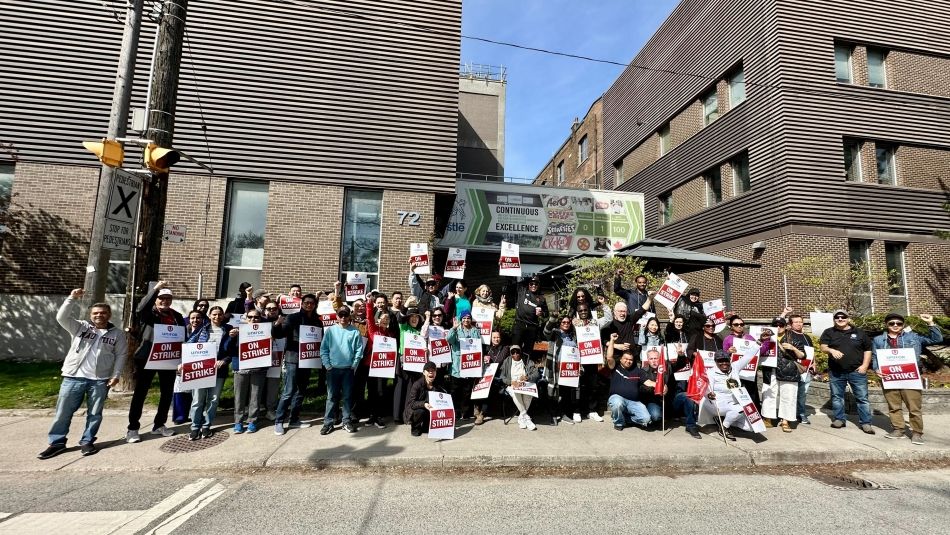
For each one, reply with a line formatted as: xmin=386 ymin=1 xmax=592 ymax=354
xmin=126 ymin=280 xmax=186 ymax=444
xmin=819 ymin=309 xmax=875 ymax=433
xmin=871 ymin=311 xmax=942 ymax=444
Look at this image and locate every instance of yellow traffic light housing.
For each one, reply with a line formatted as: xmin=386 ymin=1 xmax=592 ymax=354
xmin=82 ymin=138 xmax=124 ymax=167
xmin=143 ymin=143 xmax=180 ymax=173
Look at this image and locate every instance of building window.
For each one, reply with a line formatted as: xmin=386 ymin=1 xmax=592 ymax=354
xmin=578 ymin=135 xmax=589 ymax=164
xmin=220 ymin=180 xmax=269 ymax=298
xmin=702 ymin=88 xmax=719 ymax=126
xmin=658 ymin=123 xmax=671 ymax=156
xmin=848 ymin=239 xmax=874 ymax=314
xmin=876 ymin=142 xmax=897 ymax=185
xmin=732 ymin=151 xmax=750 ymax=194
xmin=705 ymin=167 xmax=722 ymax=206
xmin=106 ymin=249 xmax=130 ymax=295
xmin=0 ymin=162 xmax=14 ymax=250
xmin=885 ymin=242 xmax=908 ymax=314
xmin=835 ymin=44 xmax=853 ymax=83
xmin=341 ymin=189 xmax=383 ymax=290
xmin=843 ymin=139 xmax=863 ymax=182
xmin=659 ymin=193 xmax=673 ymax=225
xmin=556 ymin=160 xmax=565 ymax=185
xmin=728 ymin=68 xmax=746 ymax=107
xmin=867 ymin=48 xmax=887 ymax=88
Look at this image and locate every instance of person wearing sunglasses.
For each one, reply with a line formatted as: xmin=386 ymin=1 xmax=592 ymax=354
xmin=819 ymin=309 xmax=874 ymax=433
xmin=871 ymin=312 xmax=942 ymax=444
xmin=272 ymin=294 xmax=323 ymax=434
xmin=723 ymin=315 xmax=762 ymax=414
xmin=232 ymin=310 xmax=268 ymax=434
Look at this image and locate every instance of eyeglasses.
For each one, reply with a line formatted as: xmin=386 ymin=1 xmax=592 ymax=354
xmin=196 ymin=304 xmax=208 ymax=308
xmin=265 ymin=307 xmax=279 ymax=312
xmin=703 ymin=324 xmax=714 ymax=328
xmin=246 ymin=315 xmax=261 ymax=320
xmin=834 ymin=315 xmax=848 ymax=320
xmin=560 ymin=320 xmax=572 ymax=324
xmin=732 ymin=322 xmax=744 ymax=327
xmin=887 ymin=321 xmax=904 ymax=326
xmin=431 ymin=314 xmax=443 ymax=317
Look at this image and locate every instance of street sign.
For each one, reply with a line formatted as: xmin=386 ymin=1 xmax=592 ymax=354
xmin=163 ymin=223 xmax=187 ymax=243
xmin=102 ymin=170 xmax=142 ymax=251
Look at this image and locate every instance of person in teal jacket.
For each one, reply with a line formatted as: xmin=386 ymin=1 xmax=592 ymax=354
xmin=319 ymin=307 xmax=365 ymax=435
xmin=446 ymin=312 xmax=481 ymax=419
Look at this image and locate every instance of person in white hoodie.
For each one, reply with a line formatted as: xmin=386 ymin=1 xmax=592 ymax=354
xmin=38 ymin=289 xmax=128 ymax=460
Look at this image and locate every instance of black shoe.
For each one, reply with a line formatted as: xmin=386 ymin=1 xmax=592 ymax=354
xmin=717 ymin=427 xmax=736 ymax=441
xmin=80 ymin=443 xmax=98 ymax=456
xmin=189 ymin=429 xmax=200 ymax=441
xmin=343 ymin=422 xmax=358 ymax=433
xmin=686 ymin=426 xmax=702 ymax=439
xmin=201 ymin=428 xmax=213 ymax=439
xmin=320 ymin=425 xmax=333 ymax=436
xmin=411 ymin=427 xmax=423 ymax=437
xmin=614 ymin=425 xmax=624 ymax=431
xmin=37 ymin=444 xmax=67 ymax=460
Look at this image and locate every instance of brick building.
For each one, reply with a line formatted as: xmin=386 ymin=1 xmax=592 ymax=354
xmin=598 ymin=0 xmax=950 ymax=318
xmin=533 ymin=98 xmax=604 ymax=189
xmin=0 ymin=0 xmax=460 ymax=357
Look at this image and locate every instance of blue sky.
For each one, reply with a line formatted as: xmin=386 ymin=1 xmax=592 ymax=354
xmin=461 ymin=0 xmax=680 ymax=181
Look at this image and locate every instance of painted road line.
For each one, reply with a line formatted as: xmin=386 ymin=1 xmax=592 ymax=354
xmin=0 ymin=511 xmax=141 ymax=534
xmin=110 ymin=478 xmax=215 ymax=535
xmin=148 ymin=483 xmax=226 ymax=534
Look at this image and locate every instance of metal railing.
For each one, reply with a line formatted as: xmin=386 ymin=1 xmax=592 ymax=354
xmin=459 ymin=63 xmax=507 ymax=82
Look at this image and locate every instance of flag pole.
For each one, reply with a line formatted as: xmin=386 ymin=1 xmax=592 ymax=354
xmin=714 ymin=404 xmax=728 ymax=444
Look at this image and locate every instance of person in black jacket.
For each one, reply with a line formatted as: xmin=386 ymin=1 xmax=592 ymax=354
xmin=224 ymin=282 xmax=253 ymax=320
xmin=405 ymin=362 xmax=447 ymax=437
xmin=127 ymin=281 xmax=186 ymax=444
xmin=673 ymin=288 xmax=706 ymax=339
xmin=508 ymin=276 xmax=548 ymax=357
xmin=272 ymin=293 xmax=324 ymax=434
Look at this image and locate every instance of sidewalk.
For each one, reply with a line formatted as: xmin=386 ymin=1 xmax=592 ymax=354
xmin=3 ymin=410 xmax=949 ymax=473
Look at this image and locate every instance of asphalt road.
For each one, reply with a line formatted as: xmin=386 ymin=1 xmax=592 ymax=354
xmin=1 ymin=468 xmax=948 ymax=534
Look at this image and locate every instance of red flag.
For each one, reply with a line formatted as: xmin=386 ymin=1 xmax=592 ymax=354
xmin=654 ymin=346 xmax=666 ymax=395
xmin=686 ymin=351 xmax=710 ymax=403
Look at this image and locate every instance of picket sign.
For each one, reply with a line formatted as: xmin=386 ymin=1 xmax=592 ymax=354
xmin=278 ymin=295 xmax=301 ymax=315
xmin=444 ymin=247 xmax=467 ymax=278
xmin=298 ymin=325 xmax=323 ymax=369
xmin=428 ymin=326 xmax=451 ymax=365
xmin=558 ymin=346 xmax=581 ymax=388
xmin=402 ymin=333 xmax=429 ymax=373
xmin=876 ymin=348 xmax=923 ymax=390
xmin=498 ymin=241 xmax=522 ymax=277
xmin=180 ymin=342 xmax=219 ymax=390
xmin=731 ymin=386 xmax=766 ymax=434
xmin=703 ymin=299 xmax=726 ymax=333
xmin=345 ymin=272 xmax=367 ymax=302
xmin=410 ymin=242 xmax=430 ymax=275
xmin=239 ymin=322 xmax=272 ymax=369
xmin=369 ymin=335 xmax=397 ymax=379
xmin=510 ymin=381 xmax=539 ymax=398
xmin=317 ymin=300 xmax=337 ymax=328
xmin=459 ymin=337 xmax=483 ymax=378
xmin=428 ymin=391 xmax=455 ymax=440
xmin=146 ymin=325 xmax=184 ymax=370
xmin=471 ymin=363 xmax=499 ymax=400
xmin=730 ymin=339 xmax=761 ymax=381
xmin=576 ymin=324 xmax=604 ymax=365
xmin=471 ymin=306 xmax=494 ymax=345
xmin=654 ymin=273 xmax=688 ymax=310
xmin=267 ymin=338 xmax=286 ymax=379
xmin=749 ymin=326 xmax=777 ymax=368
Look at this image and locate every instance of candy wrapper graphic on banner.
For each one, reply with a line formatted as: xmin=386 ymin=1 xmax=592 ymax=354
xmin=471 ymin=306 xmax=494 ymax=345
xmin=654 ymin=273 xmax=688 ymax=310
xmin=146 ymin=325 xmax=184 ymax=370
xmin=558 ymin=346 xmax=581 ymax=388
xmin=731 ymin=387 xmax=767 ymax=434
xmin=317 ymin=300 xmax=337 ymax=328
xmin=428 ymin=391 xmax=455 ymax=440
xmin=239 ymin=322 xmax=273 ymax=369
xmin=180 ymin=342 xmax=219 ymax=390
xmin=730 ymin=339 xmax=761 ymax=381
xmin=511 ymin=381 xmax=539 ymax=398
xmin=498 ymin=241 xmax=522 ymax=277
xmin=409 ymin=242 xmax=430 ymax=275
xmin=749 ymin=326 xmax=777 ymax=367
xmin=702 ymin=299 xmax=726 ymax=333
xmin=369 ymin=335 xmax=397 ymax=379
xmin=402 ymin=333 xmax=429 ymax=373
xmin=427 ymin=326 xmax=451 ymax=365
xmin=278 ymin=295 xmax=301 ymax=315
xmin=344 ymin=272 xmax=367 ymax=302
xmin=459 ymin=337 xmax=483 ymax=378
xmin=876 ymin=348 xmax=923 ymax=390
xmin=267 ymin=338 xmax=286 ymax=379
xmin=576 ymin=324 xmax=604 ymax=365
xmin=298 ymin=325 xmax=323 ymax=369
xmin=471 ymin=363 xmax=499 ymax=400
xmin=444 ymin=247 xmax=466 ymax=279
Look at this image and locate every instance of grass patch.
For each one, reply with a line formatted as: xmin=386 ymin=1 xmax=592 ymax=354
xmin=0 ymin=361 xmax=64 ymax=409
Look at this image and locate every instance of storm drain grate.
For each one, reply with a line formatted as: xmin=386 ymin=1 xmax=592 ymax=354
xmin=159 ymin=431 xmax=229 ymax=453
xmin=809 ymin=474 xmax=898 ymax=491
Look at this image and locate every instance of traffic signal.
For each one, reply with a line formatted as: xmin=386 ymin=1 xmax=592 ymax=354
xmin=143 ymin=143 xmax=180 ymax=173
xmin=82 ymin=138 xmax=124 ymax=167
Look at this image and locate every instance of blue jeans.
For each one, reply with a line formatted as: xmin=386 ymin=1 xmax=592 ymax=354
xmin=607 ymin=394 xmax=650 ymax=428
xmin=673 ymin=392 xmax=698 ymax=427
xmin=797 ymin=373 xmax=811 ymax=420
xmin=829 ymin=370 xmax=871 ymax=425
xmin=645 ymin=402 xmax=663 ymax=423
xmin=275 ymin=363 xmax=312 ymax=424
xmin=324 ymin=367 xmax=354 ymax=427
xmin=189 ymin=375 xmax=226 ymax=430
xmin=48 ymin=377 xmax=109 ymax=446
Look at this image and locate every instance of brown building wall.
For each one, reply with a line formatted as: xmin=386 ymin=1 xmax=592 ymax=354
xmin=716 ymin=79 xmax=730 ymax=115
xmin=533 ymin=98 xmax=603 ymax=189
xmin=851 ymin=45 xmax=869 ymax=86
xmin=620 ymin=134 xmax=659 ymax=182
xmin=667 ymin=175 xmax=706 ymax=223
xmin=377 ymin=189 xmax=436 ymax=295
xmin=0 ymin=162 xmax=97 ymax=294
xmin=897 ymin=145 xmax=950 ymax=191
xmin=887 ymin=50 xmax=950 ymax=98
xmin=669 ymin=101 xmax=703 ymax=152
xmin=259 ymin=182 xmax=344 ymax=295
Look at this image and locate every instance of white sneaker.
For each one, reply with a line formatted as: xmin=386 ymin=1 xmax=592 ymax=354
xmin=126 ymin=430 xmax=141 ymax=443
xmin=518 ymin=414 xmax=527 ymax=429
xmin=525 ymin=416 xmax=537 ymax=431
xmin=572 ymin=412 xmax=582 ymax=423
xmin=588 ymin=412 xmax=604 ymax=422
xmin=562 ymin=414 xmax=575 ymax=425
xmin=150 ymin=425 xmax=175 ymax=437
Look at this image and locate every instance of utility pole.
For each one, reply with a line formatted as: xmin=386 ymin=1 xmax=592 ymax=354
xmin=82 ymin=0 xmax=145 ymax=303
xmin=123 ymin=0 xmax=188 ymax=387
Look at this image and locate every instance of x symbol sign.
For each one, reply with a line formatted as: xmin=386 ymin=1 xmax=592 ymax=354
xmin=111 ymin=187 xmax=136 ymax=219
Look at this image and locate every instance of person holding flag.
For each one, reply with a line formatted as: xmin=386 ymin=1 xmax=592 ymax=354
xmin=699 ymin=350 xmax=757 ymax=441
xmin=641 ymin=349 xmax=673 ymax=427
xmin=676 ymin=351 xmax=708 ymax=439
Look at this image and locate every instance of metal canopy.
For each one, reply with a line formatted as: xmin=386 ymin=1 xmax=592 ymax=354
xmin=612 ymin=239 xmax=760 ymax=273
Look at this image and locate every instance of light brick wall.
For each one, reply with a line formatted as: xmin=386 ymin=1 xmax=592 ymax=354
xmin=157 ymin=173 xmax=227 ymax=298
xmin=720 ymin=161 xmax=734 ymax=200
xmin=887 ymin=50 xmax=950 ymax=98
xmin=851 ymin=45 xmax=869 ymax=86
xmin=619 ymin=133 xmax=659 ymax=181
xmin=0 ymin=162 xmax=97 ymax=294
xmin=259 ymin=182 xmax=344 ymax=295
xmin=905 ymin=241 xmax=950 ymax=314
xmin=858 ymin=140 xmax=877 ymax=183
xmin=716 ymin=79 xmax=730 ymax=115
xmin=670 ymin=101 xmax=702 ymax=148
xmin=668 ymin=175 xmax=706 ymax=223
xmin=378 ymin=189 xmax=435 ymax=295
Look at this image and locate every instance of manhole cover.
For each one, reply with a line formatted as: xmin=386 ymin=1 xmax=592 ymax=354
xmin=809 ymin=474 xmax=897 ymax=491
xmin=159 ymin=431 xmax=229 ymax=453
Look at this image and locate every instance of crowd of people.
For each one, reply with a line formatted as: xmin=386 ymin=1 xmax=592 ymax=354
xmin=37 ymin=265 xmax=943 ymax=460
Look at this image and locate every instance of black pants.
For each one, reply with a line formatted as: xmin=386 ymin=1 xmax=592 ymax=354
xmin=409 ymin=407 xmax=429 ymax=432
xmin=559 ymin=385 xmax=580 ymax=415
xmin=579 ymin=364 xmax=600 ymax=414
xmin=353 ymin=365 xmax=388 ymax=421
xmin=393 ymin=371 xmax=420 ymax=423
xmin=448 ymin=376 xmax=474 ymax=418
xmin=128 ymin=358 xmax=176 ymax=431
xmin=511 ymin=321 xmax=539 ymax=357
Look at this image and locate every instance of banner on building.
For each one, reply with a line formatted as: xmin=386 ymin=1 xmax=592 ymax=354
xmin=146 ymin=325 xmax=184 ymax=370
xmin=444 ymin=247 xmax=467 ymax=278
xmin=438 ymin=180 xmax=644 ymax=256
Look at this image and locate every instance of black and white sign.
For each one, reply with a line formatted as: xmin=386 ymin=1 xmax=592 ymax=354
xmin=103 ymin=170 xmax=142 ymax=251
